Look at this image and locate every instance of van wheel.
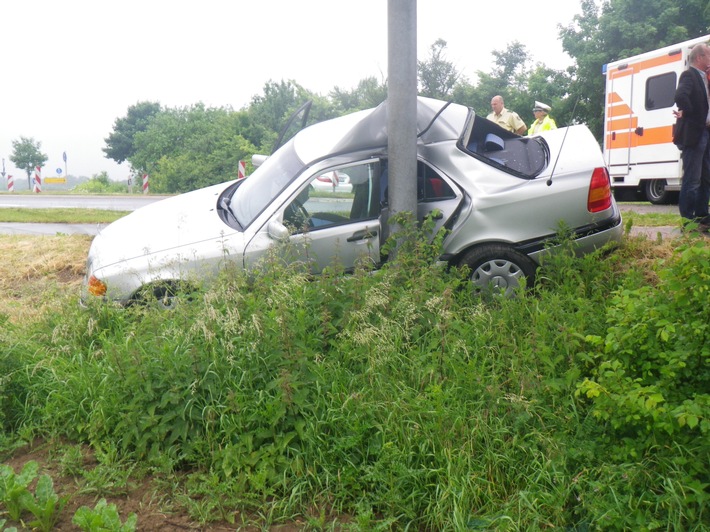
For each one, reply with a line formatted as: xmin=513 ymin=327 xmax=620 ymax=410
xmin=459 ymin=244 xmax=537 ymax=298
xmin=644 ymin=179 xmax=672 ymax=205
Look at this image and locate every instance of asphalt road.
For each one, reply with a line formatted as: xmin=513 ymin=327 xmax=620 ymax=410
xmin=0 ymin=194 xmax=169 ymax=211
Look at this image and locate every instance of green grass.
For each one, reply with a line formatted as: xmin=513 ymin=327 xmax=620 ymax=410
xmin=0 ymin=217 xmax=707 ymax=530
xmin=0 ymin=208 xmax=129 ymax=223
xmin=621 ymin=210 xmax=680 ymax=227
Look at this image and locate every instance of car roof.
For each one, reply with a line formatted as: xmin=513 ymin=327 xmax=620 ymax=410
xmin=293 ymin=97 xmax=470 ymax=165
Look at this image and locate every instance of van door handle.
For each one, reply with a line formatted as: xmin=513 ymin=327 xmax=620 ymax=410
xmin=635 ymin=126 xmax=644 ymax=136
xmin=347 ymin=229 xmax=378 ymax=242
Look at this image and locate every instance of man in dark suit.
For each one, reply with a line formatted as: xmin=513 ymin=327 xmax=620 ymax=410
xmin=674 ymin=42 xmax=710 ymax=231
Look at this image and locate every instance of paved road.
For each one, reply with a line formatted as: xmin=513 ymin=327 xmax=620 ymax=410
xmin=0 ymin=194 xmax=169 ymax=211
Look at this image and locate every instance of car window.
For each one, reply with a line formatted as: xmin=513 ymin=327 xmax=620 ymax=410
xmin=232 ymin=138 xmax=304 ymax=227
xmin=284 ymin=161 xmax=381 ymax=233
xmin=417 ymin=161 xmax=455 ymax=201
xmin=464 ymin=116 xmax=547 ymax=178
xmin=378 ymin=160 xmax=456 ymax=205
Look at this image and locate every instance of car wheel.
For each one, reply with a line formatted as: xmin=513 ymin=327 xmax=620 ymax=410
xmin=135 ymin=282 xmax=187 ymax=310
xmin=644 ymin=179 xmax=672 ymax=205
xmin=459 ymin=244 xmax=536 ymax=297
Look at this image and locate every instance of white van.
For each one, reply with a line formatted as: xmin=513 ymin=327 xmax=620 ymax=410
xmin=603 ymin=34 xmax=710 ymax=204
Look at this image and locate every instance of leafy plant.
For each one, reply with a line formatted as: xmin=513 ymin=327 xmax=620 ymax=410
xmin=20 ymin=474 xmax=68 ymax=532
xmin=72 ymin=498 xmax=137 ymax=532
xmin=0 ymin=461 xmax=68 ymax=531
xmin=0 ymin=460 xmax=38 ymax=520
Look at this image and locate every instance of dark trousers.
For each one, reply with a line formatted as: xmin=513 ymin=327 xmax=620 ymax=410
xmin=679 ymin=128 xmax=710 ymax=220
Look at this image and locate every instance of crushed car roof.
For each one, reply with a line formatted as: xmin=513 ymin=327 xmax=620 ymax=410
xmin=294 ymin=97 xmax=469 ymax=164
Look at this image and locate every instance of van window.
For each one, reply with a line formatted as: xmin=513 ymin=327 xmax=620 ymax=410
xmin=645 ymin=72 xmax=677 ymax=110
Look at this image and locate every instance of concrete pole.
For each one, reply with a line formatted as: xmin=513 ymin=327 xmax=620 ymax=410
xmin=387 ymin=0 xmax=418 ymax=236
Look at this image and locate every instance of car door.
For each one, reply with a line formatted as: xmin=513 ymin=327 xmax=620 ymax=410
xmin=243 ymin=160 xmax=382 ymax=273
xmin=378 ymin=159 xmax=464 ymax=242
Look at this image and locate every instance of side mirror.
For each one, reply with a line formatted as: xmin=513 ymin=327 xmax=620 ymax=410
xmin=267 ymin=219 xmax=290 ymax=242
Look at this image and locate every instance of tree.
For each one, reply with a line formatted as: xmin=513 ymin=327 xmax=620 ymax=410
xmin=330 ymin=76 xmax=387 ymax=114
xmin=452 ymin=41 xmax=552 ymax=122
xmin=103 ymin=101 xmax=161 ymax=164
xmin=490 ymin=41 xmax=532 ymax=92
xmin=418 ymin=39 xmax=461 ymax=99
xmin=246 ymin=80 xmax=313 ymax=152
xmin=129 ymin=104 xmax=258 ymax=193
xmin=9 ymin=137 xmax=48 ymax=189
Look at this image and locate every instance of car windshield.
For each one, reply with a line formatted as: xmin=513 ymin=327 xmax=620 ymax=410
xmin=230 ymin=139 xmax=305 ymax=227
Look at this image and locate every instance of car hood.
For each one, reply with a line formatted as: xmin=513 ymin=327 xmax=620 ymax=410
xmin=91 ymin=181 xmax=236 ymax=271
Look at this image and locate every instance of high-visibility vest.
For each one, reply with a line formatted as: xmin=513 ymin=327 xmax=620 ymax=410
xmin=528 ymin=115 xmax=557 ymax=136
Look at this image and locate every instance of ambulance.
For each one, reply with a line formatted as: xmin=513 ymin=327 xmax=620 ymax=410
xmin=603 ymin=34 xmax=710 ymax=204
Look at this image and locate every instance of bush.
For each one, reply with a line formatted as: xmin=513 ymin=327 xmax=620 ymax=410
xmin=577 ymin=238 xmax=710 ymax=527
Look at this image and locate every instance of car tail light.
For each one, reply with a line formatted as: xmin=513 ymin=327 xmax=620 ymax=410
xmin=87 ymin=275 xmax=108 ymax=297
xmin=588 ymin=167 xmax=612 ymax=212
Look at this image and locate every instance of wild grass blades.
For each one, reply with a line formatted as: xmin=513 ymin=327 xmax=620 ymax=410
xmin=1 ymin=221 xmax=708 ymax=528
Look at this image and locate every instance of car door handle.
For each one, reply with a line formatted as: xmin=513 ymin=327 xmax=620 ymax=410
xmin=347 ymin=228 xmax=378 ymax=242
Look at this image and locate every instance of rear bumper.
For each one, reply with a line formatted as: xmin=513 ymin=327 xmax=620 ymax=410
xmin=524 ymin=212 xmax=624 ymax=263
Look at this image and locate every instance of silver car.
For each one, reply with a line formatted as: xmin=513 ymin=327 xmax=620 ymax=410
xmin=82 ymin=97 xmax=622 ymax=305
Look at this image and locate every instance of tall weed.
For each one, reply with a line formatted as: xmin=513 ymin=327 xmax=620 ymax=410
xmin=2 ymin=222 xmax=707 ymax=528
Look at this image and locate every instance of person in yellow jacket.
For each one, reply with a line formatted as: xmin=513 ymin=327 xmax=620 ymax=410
xmin=528 ymin=101 xmax=557 ymax=135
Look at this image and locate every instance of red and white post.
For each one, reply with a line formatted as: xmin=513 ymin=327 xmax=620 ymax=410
xmin=238 ymin=160 xmax=246 ymax=180
xmin=7 ymin=174 xmax=14 ymax=192
xmin=33 ymin=166 xmax=42 ymax=193
xmin=142 ymin=173 xmax=149 ymax=194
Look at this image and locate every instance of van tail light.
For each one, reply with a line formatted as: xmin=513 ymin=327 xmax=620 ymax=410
xmin=87 ymin=275 xmax=108 ymax=297
xmin=588 ymin=167 xmax=613 ymax=213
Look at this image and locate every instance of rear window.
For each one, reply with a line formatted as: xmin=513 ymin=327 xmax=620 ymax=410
xmin=464 ymin=116 xmax=547 ymax=178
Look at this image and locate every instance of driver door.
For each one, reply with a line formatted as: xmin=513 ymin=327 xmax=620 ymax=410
xmin=245 ymin=160 xmax=383 ymax=273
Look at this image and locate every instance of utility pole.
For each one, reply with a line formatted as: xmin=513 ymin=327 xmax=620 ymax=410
xmin=387 ymin=0 xmax=418 ymax=240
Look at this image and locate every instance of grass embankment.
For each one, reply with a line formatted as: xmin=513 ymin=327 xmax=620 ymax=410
xmin=0 ymin=217 xmax=707 ymax=530
xmin=0 ymin=208 xmax=128 ymax=224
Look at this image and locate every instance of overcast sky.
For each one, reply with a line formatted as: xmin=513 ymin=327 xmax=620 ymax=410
xmin=1 ymin=0 xmax=583 ymax=184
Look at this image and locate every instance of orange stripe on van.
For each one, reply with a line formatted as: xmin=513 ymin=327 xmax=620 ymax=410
xmin=607 ymin=92 xmax=624 ymax=104
xmin=608 ymin=51 xmax=682 ymax=79
xmin=606 ymin=132 xmax=633 ymax=149
xmin=640 ymin=125 xmax=674 ymax=145
xmin=607 ymin=103 xmax=633 ymax=117
xmin=607 ymin=116 xmax=638 ymax=131
xmin=605 ymin=125 xmax=674 ymax=149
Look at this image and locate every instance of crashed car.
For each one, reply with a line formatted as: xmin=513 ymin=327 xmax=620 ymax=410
xmin=82 ymin=97 xmax=622 ymax=306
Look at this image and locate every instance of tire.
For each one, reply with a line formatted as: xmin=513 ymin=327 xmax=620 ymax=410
xmin=459 ymin=244 xmax=537 ymax=298
xmin=644 ymin=179 xmax=672 ymax=205
xmin=134 ymin=282 xmax=188 ymax=310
